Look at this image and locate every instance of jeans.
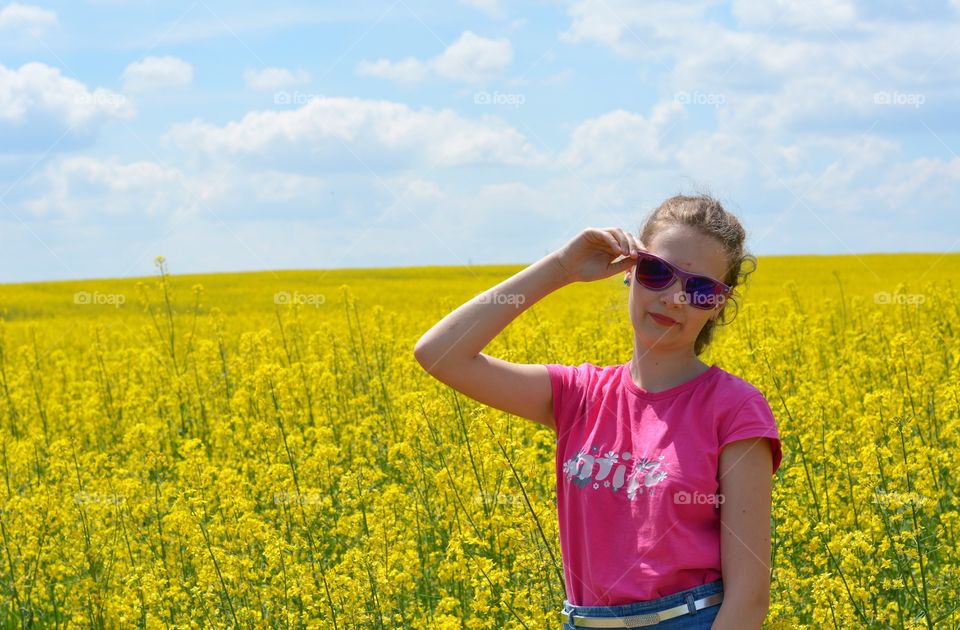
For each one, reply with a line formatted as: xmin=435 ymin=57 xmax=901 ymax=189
xmin=561 ymin=579 xmax=723 ymax=630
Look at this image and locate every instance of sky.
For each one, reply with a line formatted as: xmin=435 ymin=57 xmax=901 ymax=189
xmin=1 ymin=0 xmax=959 ymax=283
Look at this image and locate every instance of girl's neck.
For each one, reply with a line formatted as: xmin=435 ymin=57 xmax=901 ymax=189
xmin=628 ymin=351 xmax=711 ymax=394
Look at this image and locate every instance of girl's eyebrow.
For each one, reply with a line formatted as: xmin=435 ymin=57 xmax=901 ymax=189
xmin=660 ymin=254 xmax=694 ymax=270
xmin=666 ymin=255 xmax=720 ymax=279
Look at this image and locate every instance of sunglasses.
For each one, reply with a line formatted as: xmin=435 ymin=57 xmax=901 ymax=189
xmin=633 ymin=251 xmax=732 ymax=310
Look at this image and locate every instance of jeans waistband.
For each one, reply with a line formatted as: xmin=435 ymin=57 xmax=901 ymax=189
xmin=562 ymin=579 xmax=724 ymax=617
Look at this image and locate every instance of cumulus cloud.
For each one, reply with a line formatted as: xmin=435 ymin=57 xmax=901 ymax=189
xmin=558 ymin=101 xmax=687 ymax=173
xmin=731 ymin=0 xmax=858 ymax=31
xmin=432 ymin=31 xmax=513 ymax=81
xmin=560 ymin=0 xmax=713 ymax=59
xmin=355 ymin=57 xmax=430 ymax=84
xmin=0 ymin=2 xmax=57 ymax=38
xmin=122 ymin=55 xmax=193 ymax=92
xmin=356 ymin=30 xmax=512 ymax=84
xmin=873 ymin=155 xmax=960 ymax=216
xmin=24 ymin=156 xmax=190 ymax=218
xmin=19 ymin=154 xmax=333 ymax=224
xmin=0 ymin=61 xmax=133 ymax=153
xmin=560 ymin=0 xmax=960 ymax=148
xmin=163 ymin=95 xmax=544 ymax=168
xmin=244 ymin=66 xmax=312 ymax=90
xmin=460 ymin=0 xmax=502 ymax=18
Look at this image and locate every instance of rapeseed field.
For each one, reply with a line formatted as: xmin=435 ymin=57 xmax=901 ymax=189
xmin=0 ymin=253 xmax=957 ymax=629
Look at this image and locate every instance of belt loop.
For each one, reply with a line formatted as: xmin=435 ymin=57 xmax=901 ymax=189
xmin=685 ymin=593 xmax=696 ymax=615
xmin=567 ymin=607 xmax=576 ymax=627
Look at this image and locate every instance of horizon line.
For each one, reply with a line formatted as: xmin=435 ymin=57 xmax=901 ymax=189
xmin=2 ymin=250 xmax=958 ymax=288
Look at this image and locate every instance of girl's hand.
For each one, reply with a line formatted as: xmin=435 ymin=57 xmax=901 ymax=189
xmin=551 ymin=227 xmax=646 ymax=284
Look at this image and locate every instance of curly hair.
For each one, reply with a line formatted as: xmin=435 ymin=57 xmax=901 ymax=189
xmin=637 ymin=192 xmax=758 ymax=356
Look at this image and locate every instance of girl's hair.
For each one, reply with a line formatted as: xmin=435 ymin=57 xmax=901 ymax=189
xmin=637 ymin=192 xmax=757 ymax=356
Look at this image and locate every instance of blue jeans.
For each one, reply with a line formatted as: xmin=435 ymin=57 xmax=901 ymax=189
xmin=561 ymin=579 xmax=723 ymax=630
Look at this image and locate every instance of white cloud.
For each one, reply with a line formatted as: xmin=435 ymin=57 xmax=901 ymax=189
xmin=163 ymin=95 xmax=544 ymax=168
xmin=0 ymin=61 xmax=133 ymax=152
xmin=24 ymin=156 xmax=190 ymax=218
xmin=460 ymin=0 xmax=503 ymax=18
xmin=0 ymin=2 xmax=57 ymax=38
xmin=122 ymin=55 xmax=193 ymax=92
xmin=872 ymin=156 xmax=960 ymax=215
xmin=774 ymin=135 xmax=902 ymax=213
xmin=247 ymin=170 xmax=326 ymax=202
xmin=19 ymin=155 xmax=332 ymax=223
xmin=395 ymin=177 xmax=443 ymax=201
xmin=673 ymin=130 xmax=753 ymax=186
xmin=561 ymin=0 xmax=960 ymax=146
xmin=753 ymin=134 xmax=960 ymax=224
xmin=432 ymin=31 xmax=513 ymax=82
xmin=731 ymin=0 xmax=858 ymax=31
xmin=109 ymin=8 xmax=372 ymax=48
xmin=558 ymin=101 xmax=687 ymax=173
xmin=244 ymin=66 xmax=312 ymax=90
xmin=560 ymin=0 xmax=715 ymax=59
xmin=356 ymin=57 xmax=429 ymax=83
xmin=356 ymin=30 xmax=512 ymax=84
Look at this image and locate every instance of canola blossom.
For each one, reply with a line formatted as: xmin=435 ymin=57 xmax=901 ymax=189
xmin=0 ymin=254 xmax=957 ymax=628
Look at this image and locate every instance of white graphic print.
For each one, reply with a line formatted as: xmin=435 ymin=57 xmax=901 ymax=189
xmin=562 ymin=445 xmax=669 ymax=499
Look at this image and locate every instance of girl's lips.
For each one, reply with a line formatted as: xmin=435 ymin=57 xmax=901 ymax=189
xmin=648 ymin=312 xmax=678 ymax=326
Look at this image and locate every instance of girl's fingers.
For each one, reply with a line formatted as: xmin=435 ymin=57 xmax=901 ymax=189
xmin=609 ymin=228 xmax=630 ymax=256
xmin=595 ymin=230 xmax=621 ymax=256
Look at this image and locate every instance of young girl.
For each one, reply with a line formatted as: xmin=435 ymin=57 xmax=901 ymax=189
xmin=414 ymin=194 xmax=782 ymax=630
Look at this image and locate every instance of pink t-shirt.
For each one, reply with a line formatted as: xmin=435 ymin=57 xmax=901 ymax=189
xmin=545 ymin=359 xmax=782 ymax=607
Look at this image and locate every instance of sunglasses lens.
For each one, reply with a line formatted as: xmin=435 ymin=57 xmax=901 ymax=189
xmin=685 ymin=276 xmax=727 ymax=309
xmin=635 ymin=255 xmax=674 ymax=289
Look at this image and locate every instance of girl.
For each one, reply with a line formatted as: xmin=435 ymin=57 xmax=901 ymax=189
xmin=414 ymin=194 xmax=782 ymax=630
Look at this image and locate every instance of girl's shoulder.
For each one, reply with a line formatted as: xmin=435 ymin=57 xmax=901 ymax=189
xmin=706 ymin=366 xmax=770 ymax=407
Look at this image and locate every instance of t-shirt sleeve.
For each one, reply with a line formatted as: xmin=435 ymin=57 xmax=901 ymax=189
xmin=544 ymin=363 xmax=585 ymax=436
xmin=718 ymin=393 xmax=783 ymax=475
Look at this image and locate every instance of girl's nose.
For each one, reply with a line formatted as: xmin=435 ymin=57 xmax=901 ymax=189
xmin=659 ymin=280 xmax=685 ymax=307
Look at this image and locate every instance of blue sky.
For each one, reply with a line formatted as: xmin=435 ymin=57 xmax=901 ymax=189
xmin=1 ymin=0 xmax=959 ymax=283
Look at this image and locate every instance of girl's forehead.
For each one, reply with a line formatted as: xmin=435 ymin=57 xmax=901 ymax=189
xmin=649 ymin=228 xmax=727 ymax=274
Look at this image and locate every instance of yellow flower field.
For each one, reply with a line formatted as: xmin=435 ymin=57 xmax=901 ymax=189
xmin=0 ymin=253 xmax=958 ymax=629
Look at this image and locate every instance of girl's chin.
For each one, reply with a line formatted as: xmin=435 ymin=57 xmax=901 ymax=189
xmin=636 ymin=332 xmax=677 ymax=347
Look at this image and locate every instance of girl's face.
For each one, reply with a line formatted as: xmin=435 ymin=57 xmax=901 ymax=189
xmin=627 ymin=224 xmax=730 ymax=354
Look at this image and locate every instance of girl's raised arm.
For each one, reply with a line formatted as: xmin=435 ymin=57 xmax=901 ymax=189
xmin=413 ymin=228 xmax=640 ymax=431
